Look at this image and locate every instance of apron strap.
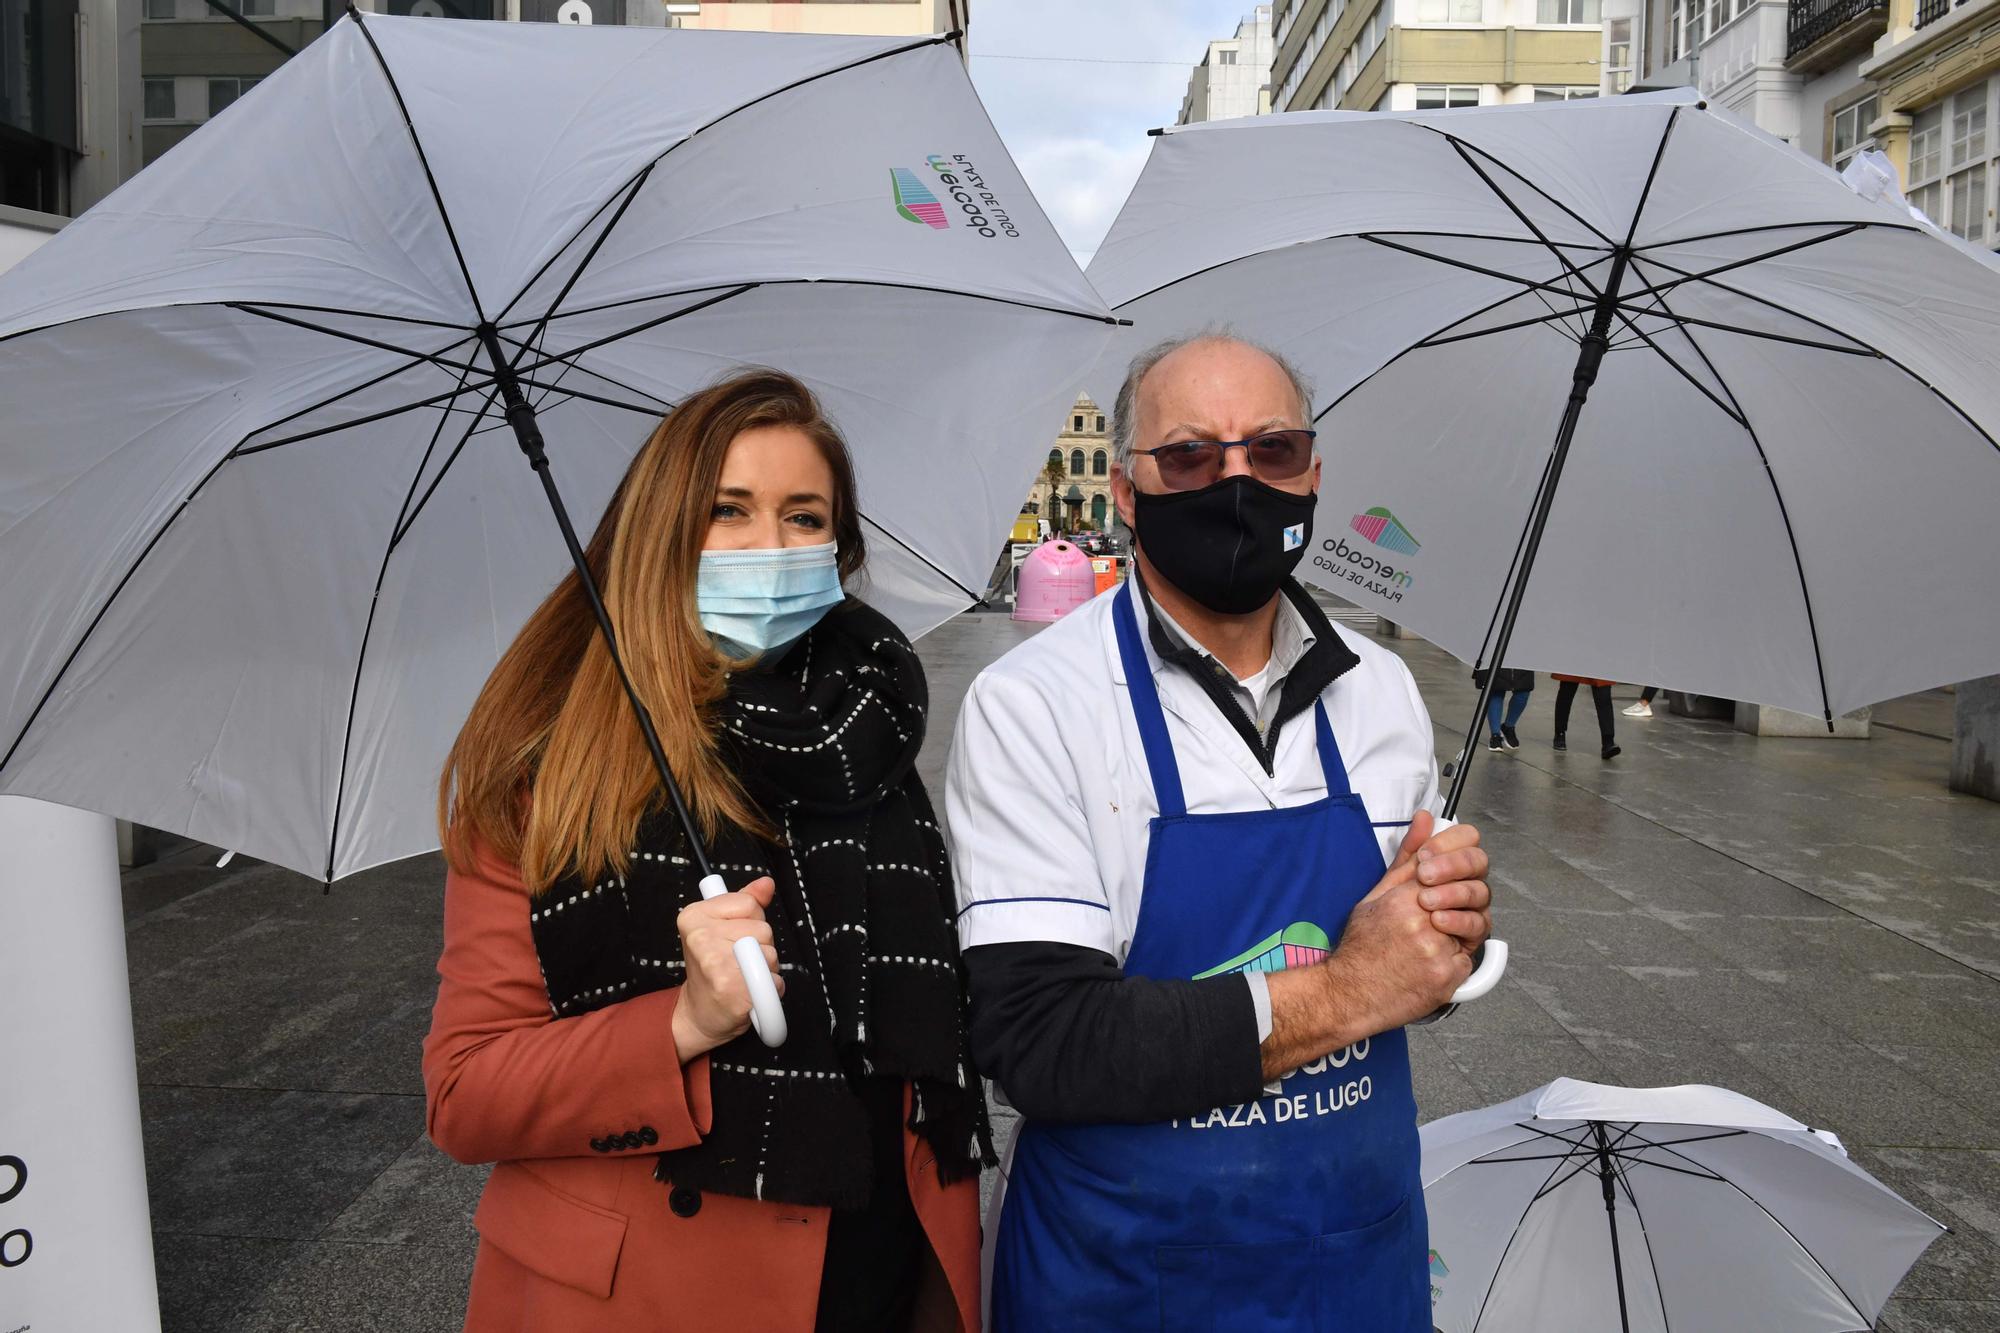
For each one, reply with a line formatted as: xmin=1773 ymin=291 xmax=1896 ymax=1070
xmin=1112 ymin=582 xmax=1187 ymax=818
xmin=1312 ymin=698 xmax=1354 ymax=798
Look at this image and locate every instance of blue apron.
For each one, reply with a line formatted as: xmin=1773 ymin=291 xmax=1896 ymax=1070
xmin=991 ymin=583 xmax=1430 ymax=1333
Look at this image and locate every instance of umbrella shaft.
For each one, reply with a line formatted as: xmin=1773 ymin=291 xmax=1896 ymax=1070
xmin=1442 ymin=250 xmax=1631 ymax=819
xmin=475 ymin=326 xmax=717 ymax=882
xmin=1594 ymin=1121 xmax=1634 ymax=1333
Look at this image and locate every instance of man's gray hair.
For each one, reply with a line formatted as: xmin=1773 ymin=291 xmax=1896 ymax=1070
xmin=1109 ymin=330 xmax=1316 ymax=469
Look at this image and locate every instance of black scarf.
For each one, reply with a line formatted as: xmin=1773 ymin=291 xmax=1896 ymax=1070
xmin=529 ymin=600 xmax=991 ymax=1209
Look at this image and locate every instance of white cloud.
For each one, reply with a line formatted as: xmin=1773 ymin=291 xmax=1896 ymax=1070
xmin=1012 ymin=134 xmax=1157 ymax=266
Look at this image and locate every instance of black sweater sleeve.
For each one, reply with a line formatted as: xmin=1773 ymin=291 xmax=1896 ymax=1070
xmin=965 ymin=941 xmax=1267 ymax=1124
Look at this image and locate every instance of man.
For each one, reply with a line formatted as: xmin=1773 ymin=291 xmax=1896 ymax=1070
xmin=945 ymin=333 xmax=1493 ymax=1331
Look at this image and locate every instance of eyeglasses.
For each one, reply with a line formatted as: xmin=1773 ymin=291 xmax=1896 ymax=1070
xmin=1129 ymin=429 xmax=1317 ymax=492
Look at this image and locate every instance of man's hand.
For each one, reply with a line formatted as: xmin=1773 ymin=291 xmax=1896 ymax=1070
xmin=1260 ymin=812 xmax=1493 ymax=1078
xmin=1327 ymin=812 xmax=1492 ymax=1034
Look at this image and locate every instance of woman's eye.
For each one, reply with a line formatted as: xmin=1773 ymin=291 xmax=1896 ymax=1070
xmin=711 ymin=503 xmax=743 ymax=520
xmin=788 ymin=512 xmax=827 ymax=530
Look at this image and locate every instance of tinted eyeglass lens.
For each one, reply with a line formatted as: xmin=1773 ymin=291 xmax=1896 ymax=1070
xmin=1249 ymin=431 xmax=1314 ymax=480
xmin=1153 ymin=442 xmax=1222 ymax=488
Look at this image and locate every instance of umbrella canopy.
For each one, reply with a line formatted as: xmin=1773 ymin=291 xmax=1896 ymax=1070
xmin=0 ymin=14 xmax=1113 ymax=881
xmin=1420 ymin=1077 xmax=1945 ymax=1333
xmin=1087 ymin=92 xmax=2000 ymax=727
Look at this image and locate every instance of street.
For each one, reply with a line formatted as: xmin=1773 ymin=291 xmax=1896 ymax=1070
xmin=121 ymin=598 xmax=2000 ymax=1332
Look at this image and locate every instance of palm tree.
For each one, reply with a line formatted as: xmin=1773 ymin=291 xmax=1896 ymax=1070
xmin=1041 ymin=455 xmax=1067 ymax=533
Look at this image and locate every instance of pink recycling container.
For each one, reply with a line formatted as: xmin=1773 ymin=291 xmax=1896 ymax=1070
xmin=1013 ymin=540 xmax=1098 ymax=623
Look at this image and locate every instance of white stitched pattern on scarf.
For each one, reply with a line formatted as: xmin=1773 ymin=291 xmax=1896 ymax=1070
xmin=821 ymin=922 xmax=868 ymax=941
xmin=627 ymin=849 xmax=691 ymax=866
xmin=727 ymin=689 xmax=875 ymax=755
xmin=713 ymin=1062 xmax=846 ymax=1080
xmin=554 ymin=978 xmax=633 ymax=1011
xmin=804 ymin=837 xmax=864 ymax=857
xmin=529 ymin=879 xmax=614 ymax=923
xmin=868 ymin=955 xmax=955 ymax=971
xmin=867 ymin=862 xmax=935 ymax=879
xmin=780 ymin=810 xmax=842 ymax=1036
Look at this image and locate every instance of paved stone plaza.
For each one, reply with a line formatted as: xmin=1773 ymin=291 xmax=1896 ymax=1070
xmin=122 ymin=601 xmax=2000 ymax=1331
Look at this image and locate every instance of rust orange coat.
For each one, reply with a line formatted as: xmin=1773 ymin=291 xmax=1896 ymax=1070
xmin=422 ymin=842 xmax=982 ymax=1332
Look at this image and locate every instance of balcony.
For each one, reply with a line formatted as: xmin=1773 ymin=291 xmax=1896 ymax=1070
xmin=1785 ymin=0 xmax=1888 ymax=67
xmin=1913 ymin=0 xmax=1962 ymax=27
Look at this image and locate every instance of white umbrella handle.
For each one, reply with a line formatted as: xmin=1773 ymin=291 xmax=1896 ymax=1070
xmin=1449 ymin=938 xmax=1508 ymax=1003
xmin=698 ymin=874 xmax=788 ymax=1048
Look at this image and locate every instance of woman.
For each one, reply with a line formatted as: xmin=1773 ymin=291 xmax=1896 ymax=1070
xmin=423 ymin=368 xmax=990 ymax=1332
xmin=1474 ymin=665 xmax=1535 ymax=752
xmin=1552 ymin=673 xmax=1621 ymax=760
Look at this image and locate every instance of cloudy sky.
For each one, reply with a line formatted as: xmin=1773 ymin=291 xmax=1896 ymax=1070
xmin=966 ymin=1 xmax=1260 ymax=268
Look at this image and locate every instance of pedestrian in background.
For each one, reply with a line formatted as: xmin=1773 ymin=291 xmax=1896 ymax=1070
xmin=424 ymin=369 xmax=988 ymax=1333
xmin=1476 ymin=666 xmax=1535 ymax=753
xmin=1552 ymin=673 xmax=1621 ymax=760
xmin=1624 ymin=686 xmax=1660 ymax=719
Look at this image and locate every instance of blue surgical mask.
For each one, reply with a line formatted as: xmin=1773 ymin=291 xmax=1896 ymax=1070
xmin=696 ymin=543 xmax=844 ymax=658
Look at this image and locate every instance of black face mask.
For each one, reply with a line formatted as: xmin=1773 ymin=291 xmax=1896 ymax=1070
xmin=1130 ymin=474 xmax=1317 ymax=615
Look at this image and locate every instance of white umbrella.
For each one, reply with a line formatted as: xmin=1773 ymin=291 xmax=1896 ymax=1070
xmin=1420 ymin=1077 xmax=1945 ymax=1332
xmin=1087 ymin=91 xmax=2000 ymax=810
xmin=0 ymin=14 xmax=1114 ymax=894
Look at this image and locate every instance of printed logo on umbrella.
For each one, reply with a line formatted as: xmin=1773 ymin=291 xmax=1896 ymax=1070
xmin=891 ymin=168 xmax=950 ymax=229
xmin=1193 ymin=922 xmax=1332 ymax=979
xmin=1350 ymin=506 xmax=1420 ymax=555
xmin=1430 ymin=1249 xmax=1448 ymax=1307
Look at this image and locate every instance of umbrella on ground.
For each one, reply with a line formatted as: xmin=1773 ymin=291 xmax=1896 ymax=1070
xmin=0 ymin=13 xmax=1114 ymax=899
xmin=1086 ymin=90 xmax=2000 ymax=813
xmin=1419 ymin=1077 xmax=1945 ymax=1332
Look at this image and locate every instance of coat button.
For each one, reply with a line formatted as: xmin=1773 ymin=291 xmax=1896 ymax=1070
xmin=669 ymin=1186 xmax=701 ymax=1218
xmin=638 ymin=1126 xmax=658 ymax=1146
xmin=621 ymin=1131 xmax=643 ymax=1150
xmin=589 ymin=1138 xmax=608 ymax=1153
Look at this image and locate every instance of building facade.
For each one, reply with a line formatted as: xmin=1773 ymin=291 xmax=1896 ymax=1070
xmin=1269 ymin=0 xmax=1602 ymax=113
xmin=1859 ymin=0 xmax=2000 ymax=248
xmin=1022 ymin=395 xmax=1115 ymax=534
xmin=666 ymin=0 xmax=965 ymax=36
xmin=1180 ymin=5 xmax=1275 ymax=124
xmin=2 ymin=0 xmax=141 ymax=217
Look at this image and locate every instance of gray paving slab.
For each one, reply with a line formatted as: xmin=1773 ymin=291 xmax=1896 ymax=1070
xmin=117 ymin=600 xmax=2000 ymax=1330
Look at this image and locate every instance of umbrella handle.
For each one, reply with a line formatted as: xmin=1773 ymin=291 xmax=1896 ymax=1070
xmin=699 ymin=874 xmax=789 ymax=1048
xmin=1450 ymin=939 xmax=1508 ymax=1003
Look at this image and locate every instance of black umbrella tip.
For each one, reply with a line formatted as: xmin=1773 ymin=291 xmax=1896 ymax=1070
xmin=1147 ymin=126 xmax=1166 ymax=137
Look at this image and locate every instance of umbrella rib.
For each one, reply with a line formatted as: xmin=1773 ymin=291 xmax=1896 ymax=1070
xmin=240 ymin=333 xmax=482 ymax=445
xmin=1610 ymin=304 xmax=1878 ymax=356
xmin=228 ymin=303 xmax=484 ymax=376
xmin=1433 ymin=133 xmax=1604 ymax=302
xmin=1416 ymin=125 xmax=1621 ymax=250
xmin=1469 ymin=1143 xmax=1587 ymax=1333
xmin=503 ymin=163 xmax=658 ymax=383
xmin=1355 ymin=235 xmax=1587 ymax=301
xmin=488 ymin=29 xmax=962 ymax=328
xmin=491 ymin=326 xmax=674 ymax=411
xmin=1605 ymin=308 xmax=1751 ymax=429
xmin=859 ymin=512 xmax=981 ymax=603
xmin=235 ymin=377 xmax=500 ymax=456
xmin=1620 ymin=224 xmax=1870 ymax=306
xmin=1415 ymin=300 xmax=1598 ymax=350
xmin=1633 ymin=251 xmax=2000 ymax=460
xmin=1646 ymin=1138 xmax=1878 ymax=1325
xmin=323 ymin=366 xmax=484 ymax=882
xmin=390 ymin=385 xmax=506 ymax=554
xmin=213 ymin=300 xmax=466 ymax=330
xmin=1627 ymin=253 xmax=1842 ymax=722
xmin=349 ymin=9 xmax=487 ymax=324
xmin=508 ymin=284 xmax=761 ymax=376
xmin=1633 ymin=218 xmax=1922 ymax=253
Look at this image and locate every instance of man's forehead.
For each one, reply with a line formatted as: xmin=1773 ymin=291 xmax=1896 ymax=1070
xmin=1139 ymin=340 xmax=1303 ymax=430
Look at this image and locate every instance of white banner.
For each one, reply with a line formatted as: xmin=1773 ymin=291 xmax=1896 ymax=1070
xmin=0 ymin=797 xmax=161 ymax=1332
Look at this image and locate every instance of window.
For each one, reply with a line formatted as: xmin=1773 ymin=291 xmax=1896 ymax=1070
xmin=1416 ymin=85 xmax=1481 ymax=109
xmin=1091 ymin=494 xmax=1108 ymax=528
xmin=1072 ymin=414 xmax=1083 ymax=431
xmin=1534 ymin=85 xmax=1600 ymax=100
xmin=1605 ymin=17 xmax=1633 ymax=93
xmin=145 ymin=0 xmax=176 ymax=17
xmin=1418 ymin=0 xmax=1481 ymax=19
xmin=1070 ymin=449 xmax=1086 ymax=474
xmin=143 ymin=78 xmax=176 ymax=120
xmin=1217 ymin=48 xmax=1237 ymax=65
xmin=1048 ymin=448 xmax=1063 ymax=467
xmin=1830 ymin=94 xmax=1877 ymax=170
xmin=1907 ymin=77 xmax=1999 ymax=248
xmin=1670 ymin=0 xmax=1702 ymax=60
xmin=1095 ymin=415 xmax=1105 ymax=432
xmin=207 ymin=77 xmax=260 ymax=117
xmin=1092 ymin=450 xmax=1108 ymax=476
xmin=1538 ymin=0 xmax=1600 ymax=20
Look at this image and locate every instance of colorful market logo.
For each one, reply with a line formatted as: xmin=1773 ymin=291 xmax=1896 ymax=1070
xmin=1430 ymin=1249 xmax=1449 ymax=1307
xmin=896 ymin=154 xmax=1020 ymax=239
xmin=1194 ymin=922 xmax=1333 ymax=979
xmin=1350 ymin=506 xmax=1420 ymax=555
xmin=891 ymin=168 xmax=949 ymax=229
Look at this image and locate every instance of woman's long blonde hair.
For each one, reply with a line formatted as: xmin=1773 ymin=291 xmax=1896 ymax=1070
xmin=438 ymin=368 xmax=867 ymax=894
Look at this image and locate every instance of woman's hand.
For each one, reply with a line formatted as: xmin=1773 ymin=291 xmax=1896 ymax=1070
xmin=670 ymin=876 xmax=785 ymax=1062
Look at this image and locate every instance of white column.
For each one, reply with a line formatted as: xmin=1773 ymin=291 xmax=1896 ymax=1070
xmin=0 ymin=796 xmax=162 ymax=1332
